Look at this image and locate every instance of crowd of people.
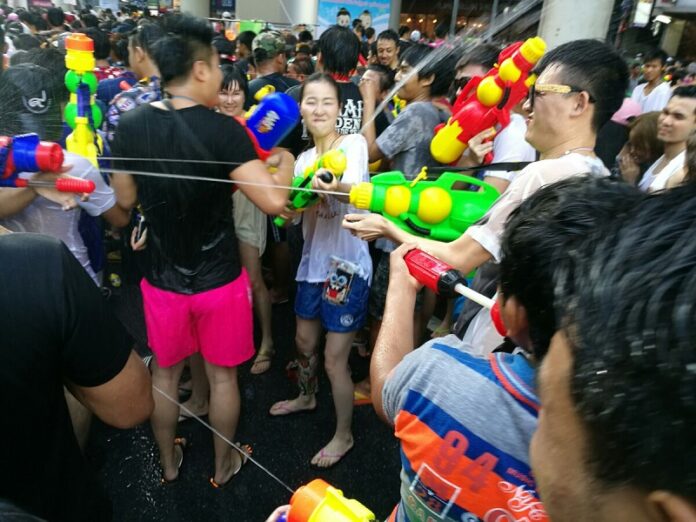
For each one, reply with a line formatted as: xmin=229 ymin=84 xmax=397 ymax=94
xmin=0 ymin=4 xmax=695 ymax=522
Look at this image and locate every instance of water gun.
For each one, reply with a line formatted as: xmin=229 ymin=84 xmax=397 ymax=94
xmin=389 ymin=94 xmax=406 ymax=118
xmin=404 ymin=249 xmax=506 ymax=336
xmin=430 ymin=37 xmax=546 ymax=165
xmin=273 ymin=149 xmax=347 ymax=227
xmin=242 ymin=85 xmax=300 ymax=161
xmin=278 ymin=479 xmax=375 ymax=522
xmin=64 ymin=34 xmax=103 ymax=167
xmin=348 ymin=169 xmax=499 ymax=242
xmin=0 ymin=134 xmax=95 ymax=193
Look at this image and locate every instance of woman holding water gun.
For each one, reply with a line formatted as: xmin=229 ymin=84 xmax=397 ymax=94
xmin=269 ymin=73 xmax=372 ymax=469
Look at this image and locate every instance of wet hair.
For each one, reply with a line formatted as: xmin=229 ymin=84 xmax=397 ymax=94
xmin=318 ymin=25 xmax=360 ymax=76
xmin=220 ymin=64 xmax=249 ymax=109
xmin=150 ymin=14 xmax=214 ymax=87
xmin=129 ymin=21 xmax=164 ymax=57
xmin=0 ymin=64 xmax=63 ymax=142
xmin=366 ymin=63 xmax=395 ymax=93
xmin=299 ymin=72 xmax=341 ymax=105
xmin=535 ymin=39 xmax=628 ymax=133
xmin=400 ymin=43 xmax=457 ymax=97
xmin=499 ymin=176 xmax=645 ymax=360
xmin=557 ymin=183 xmax=696 ymax=503
xmin=8 ymin=47 xmax=68 ymax=103
xmin=456 ymin=43 xmax=498 ymax=71
xmin=236 ymin=30 xmax=256 ymax=51
xmin=377 ymin=29 xmax=398 ymax=46
xmin=46 ymin=7 xmax=64 ymax=28
xmin=80 ymin=28 xmax=110 ymax=60
xmin=643 ymin=48 xmax=668 ymax=66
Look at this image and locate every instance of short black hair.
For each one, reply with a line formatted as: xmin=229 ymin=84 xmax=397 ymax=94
xmin=558 ymin=183 xmax=696 ymax=503
xmin=365 ymin=27 xmax=375 ymax=40
xmin=46 ymin=7 xmax=64 ymax=27
xmin=81 ymin=13 xmax=99 ymax=28
xmin=456 ymin=43 xmax=498 ymax=71
xmin=672 ymin=85 xmax=696 ymax=112
xmin=220 ymin=64 xmax=250 ymax=110
xmin=11 ymin=33 xmax=40 ymax=51
xmin=150 ymin=14 xmax=214 ymax=87
xmin=500 ymin=176 xmax=644 ymax=360
xmin=399 ymin=25 xmax=410 ymax=37
xmin=80 ymin=28 xmax=110 ymax=60
xmin=236 ymin=30 xmax=256 ymax=50
xmin=298 ymin=30 xmax=313 ymax=43
xmin=366 ymin=63 xmax=395 ymax=92
xmin=129 ymin=21 xmax=164 ymax=56
xmin=377 ymin=29 xmax=398 ymax=45
xmin=535 ymin=39 xmax=628 ymax=133
xmin=643 ymin=48 xmax=668 ymax=66
xmin=400 ymin=43 xmax=457 ymax=97
xmin=318 ymin=25 xmax=360 ymax=76
xmin=352 ymin=18 xmax=362 ymax=29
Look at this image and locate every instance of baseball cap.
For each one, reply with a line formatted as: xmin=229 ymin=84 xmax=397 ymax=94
xmin=252 ymin=30 xmax=288 ymax=61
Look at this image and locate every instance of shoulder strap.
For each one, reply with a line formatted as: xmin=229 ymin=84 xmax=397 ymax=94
xmin=161 ymin=99 xmax=216 ymax=163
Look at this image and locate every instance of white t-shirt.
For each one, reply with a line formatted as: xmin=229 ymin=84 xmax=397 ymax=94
xmin=295 ymin=133 xmax=373 ymax=283
xmin=0 ymin=152 xmax=116 ymax=283
xmin=630 ymin=82 xmax=672 ymax=114
xmin=466 ymin=153 xmax=609 ymax=262
xmin=483 ymin=113 xmax=537 ymax=183
xmin=638 ymin=151 xmax=686 ymax=193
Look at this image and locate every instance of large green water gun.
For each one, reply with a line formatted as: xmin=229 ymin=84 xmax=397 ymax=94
xmin=274 ymin=149 xmax=347 ymax=227
xmin=348 ymin=169 xmax=499 ymax=242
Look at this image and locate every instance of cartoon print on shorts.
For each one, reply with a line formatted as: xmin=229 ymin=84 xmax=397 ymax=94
xmin=323 ymin=256 xmax=359 ymax=306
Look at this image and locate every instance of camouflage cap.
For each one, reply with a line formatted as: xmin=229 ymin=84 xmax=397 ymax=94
xmin=252 ymin=30 xmax=288 ymax=60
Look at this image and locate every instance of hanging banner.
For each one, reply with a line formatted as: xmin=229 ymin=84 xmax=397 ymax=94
xmin=317 ymin=0 xmax=390 ymax=36
xmin=632 ymin=0 xmax=655 ymax=27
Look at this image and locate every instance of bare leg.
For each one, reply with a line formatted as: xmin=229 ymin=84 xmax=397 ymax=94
xmin=269 ymin=317 xmax=322 ymax=415
xmin=311 ymin=330 xmax=356 ymax=468
xmin=204 ymin=361 xmax=243 ymax=486
xmin=150 ymin=358 xmax=186 ymax=481
xmin=180 ymin=353 xmax=209 ymax=417
xmin=65 ymin=387 xmax=92 ymax=452
xmin=239 ymin=241 xmax=274 ymax=374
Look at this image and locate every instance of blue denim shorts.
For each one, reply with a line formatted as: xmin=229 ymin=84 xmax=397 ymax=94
xmin=294 ymin=276 xmax=370 ymax=333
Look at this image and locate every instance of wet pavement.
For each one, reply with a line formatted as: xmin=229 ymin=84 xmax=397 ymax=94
xmin=91 ymin=282 xmax=401 ymax=522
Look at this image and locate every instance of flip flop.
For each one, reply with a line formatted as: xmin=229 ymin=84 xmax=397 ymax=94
xmin=209 ymin=443 xmax=252 ymax=489
xmin=250 ymin=348 xmax=275 ymax=375
xmin=269 ymin=400 xmax=316 ymax=417
xmin=353 ymin=389 xmax=372 ymax=406
xmin=161 ymin=437 xmax=188 ymax=484
xmin=310 ymin=442 xmax=354 ymax=469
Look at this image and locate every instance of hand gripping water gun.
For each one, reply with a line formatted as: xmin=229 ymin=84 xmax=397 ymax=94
xmin=273 ymin=149 xmax=347 ymax=227
xmin=243 ymin=85 xmax=301 ymax=161
xmin=64 ymin=34 xmax=103 ymax=167
xmin=348 ymin=169 xmax=499 ymax=242
xmin=430 ymin=37 xmax=546 ymax=165
xmin=0 ymin=134 xmax=95 ymax=193
xmin=404 ymin=249 xmax=506 ymax=336
xmin=277 ymin=479 xmax=375 ymax=522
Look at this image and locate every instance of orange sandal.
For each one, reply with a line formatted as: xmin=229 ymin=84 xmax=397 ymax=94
xmin=160 ymin=437 xmax=188 ymax=484
xmin=209 ymin=443 xmax=252 ymax=489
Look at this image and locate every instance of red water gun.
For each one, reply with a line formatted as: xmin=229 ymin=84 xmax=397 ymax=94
xmin=0 ymin=134 xmax=95 ymax=193
xmin=430 ymin=37 xmax=546 ymax=165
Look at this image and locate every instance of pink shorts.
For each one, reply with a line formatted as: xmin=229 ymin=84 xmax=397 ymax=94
xmin=140 ymin=271 xmax=254 ymax=368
